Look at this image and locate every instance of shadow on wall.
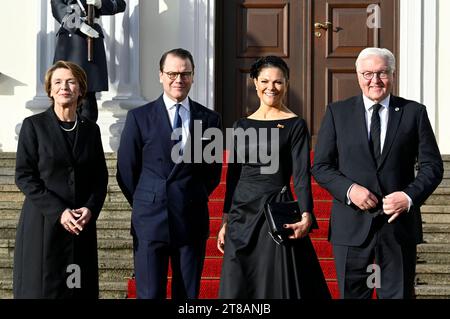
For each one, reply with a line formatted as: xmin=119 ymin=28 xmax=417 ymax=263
xmin=102 ymin=0 xmax=171 ymax=152
xmin=0 ymin=73 xmax=27 ymax=96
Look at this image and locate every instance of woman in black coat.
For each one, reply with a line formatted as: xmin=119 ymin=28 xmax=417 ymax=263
xmin=14 ymin=60 xmax=108 ymax=298
xmin=51 ymin=0 xmax=127 ymax=122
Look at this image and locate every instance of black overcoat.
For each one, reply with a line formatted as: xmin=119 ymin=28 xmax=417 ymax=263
xmin=14 ymin=107 xmax=108 ymax=298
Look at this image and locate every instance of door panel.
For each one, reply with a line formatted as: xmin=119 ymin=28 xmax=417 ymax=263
xmin=217 ymin=0 xmax=305 ymax=129
xmin=216 ymin=0 xmax=399 ymax=144
xmin=312 ymin=0 xmax=399 ymax=143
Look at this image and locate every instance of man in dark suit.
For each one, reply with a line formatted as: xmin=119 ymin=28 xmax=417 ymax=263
xmin=116 ymin=48 xmax=222 ymax=299
xmin=312 ymin=47 xmax=443 ymax=299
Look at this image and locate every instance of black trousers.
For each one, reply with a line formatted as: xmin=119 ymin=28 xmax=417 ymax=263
xmin=133 ymin=238 xmax=206 ymax=299
xmin=333 ymin=215 xmax=417 ymax=299
xmin=80 ymin=92 xmax=98 ymax=123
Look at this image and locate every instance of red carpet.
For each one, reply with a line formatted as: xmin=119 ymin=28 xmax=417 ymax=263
xmin=127 ymin=152 xmax=340 ymax=299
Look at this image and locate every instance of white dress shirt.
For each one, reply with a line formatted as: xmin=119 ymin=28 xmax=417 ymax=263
xmin=362 ymin=94 xmax=390 ymax=153
xmin=163 ymin=94 xmax=190 ymax=149
xmin=346 ymin=94 xmax=412 ymax=210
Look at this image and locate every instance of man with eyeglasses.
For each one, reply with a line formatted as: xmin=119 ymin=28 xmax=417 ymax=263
xmin=116 ymin=48 xmax=222 ymax=299
xmin=312 ymin=47 xmax=443 ymax=299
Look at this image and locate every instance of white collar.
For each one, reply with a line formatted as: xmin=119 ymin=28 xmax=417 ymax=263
xmin=163 ymin=94 xmax=190 ymax=112
xmin=362 ymin=94 xmax=390 ymax=112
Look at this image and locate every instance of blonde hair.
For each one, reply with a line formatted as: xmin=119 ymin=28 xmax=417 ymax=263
xmin=44 ymin=60 xmax=87 ymax=106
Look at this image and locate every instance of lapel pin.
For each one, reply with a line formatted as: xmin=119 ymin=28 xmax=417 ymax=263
xmin=277 ymin=124 xmax=285 ymax=129
xmin=395 ymin=107 xmax=399 ymax=112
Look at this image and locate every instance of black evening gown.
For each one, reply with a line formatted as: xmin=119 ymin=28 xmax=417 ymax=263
xmin=219 ymin=117 xmax=331 ymax=299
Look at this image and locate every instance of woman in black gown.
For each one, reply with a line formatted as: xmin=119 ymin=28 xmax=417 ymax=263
xmin=217 ymin=56 xmax=331 ymax=299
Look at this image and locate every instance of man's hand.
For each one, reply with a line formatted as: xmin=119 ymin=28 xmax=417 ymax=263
xmin=80 ymin=22 xmax=99 ymax=38
xmin=383 ymin=192 xmax=409 ymax=223
xmin=349 ymin=184 xmax=379 ymax=210
xmin=86 ymin=0 xmax=102 ymax=9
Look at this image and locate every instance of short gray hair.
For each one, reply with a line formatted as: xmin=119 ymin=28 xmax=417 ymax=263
xmin=355 ymin=47 xmax=396 ymax=73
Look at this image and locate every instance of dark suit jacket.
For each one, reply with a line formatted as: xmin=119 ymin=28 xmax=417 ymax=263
xmin=51 ymin=0 xmax=126 ymax=91
xmin=116 ymin=95 xmax=222 ymax=245
xmin=312 ymin=95 xmax=443 ymax=246
xmin=14 ymin=107 xmax=108 ymax=298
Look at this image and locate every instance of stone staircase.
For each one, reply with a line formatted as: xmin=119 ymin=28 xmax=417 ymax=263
xmin=415 ymin=155 xmax=450 ymax=298
xmin=1 ymin=152 xmax=449 ymax=299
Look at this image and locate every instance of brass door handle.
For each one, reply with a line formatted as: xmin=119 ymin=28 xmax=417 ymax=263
xmin=314 ymin=22 xmax=332 ymax=30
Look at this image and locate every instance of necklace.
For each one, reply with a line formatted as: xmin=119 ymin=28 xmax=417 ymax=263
xmin=59 ymin=116 xmax=78 ymax=132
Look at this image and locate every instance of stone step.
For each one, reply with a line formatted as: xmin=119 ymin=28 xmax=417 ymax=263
xmin=422 ymin=213 xmax=450 ymax=224
xmin=0 ymin=159 xmax=15 ymax=167
xmin=422 ymin=223 xmax=450 ymax=233
xmin=417 ymin=252 xmax=450 ymax=264
xmin=439 ymin=179 xmax=450 ymax=187
xmin=0 ymin=209 xmax=132 ymax=221
xmin=416 ymin=263 xmax=450 ymax=274
xmin=417 ymin=243 xmax=450 ymax=253
xmin=0 ymin=231 xmax=130 ymax=241
xmin=414 ymin=285 xmax=450 ymax=299
xmin=0 ymin=288 xmax=12 ymax=299
xmin=415 ymin=275 xmax=450 ymax=287
xmin=0 ymin=238 xmax=133 ymax=259
xmin=417 ymin=243 xmax=450 ymax=265
xmin=0 ymin=258 xmax=133 ymax=282
xmin=422 ymin=205 xmax=450 ymax=214
xmin=0 ymin=280 xmax=129 ymax=299
xmin=430 ymin=187 xmax=450 ymax=195
xmin=0 ymin=168 xmax=14 ymax=176
xmin=444 ymin=160 xmax=450 ymax=170
xmin=0 ymin=201 xmax=132 ymax=211
xmin=0 ymin=176 xmax=14 ymax=185
xmin=422 ymin=232 xmax=450 ymax=244
xmin=424 ymin=195 xmax=450 ymax=205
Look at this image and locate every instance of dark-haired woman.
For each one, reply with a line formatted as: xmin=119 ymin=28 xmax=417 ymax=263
xmin=14 ymin=61 xmax=108 ymax=298
xmin=217 ymin=56 xmax=330 ymax=299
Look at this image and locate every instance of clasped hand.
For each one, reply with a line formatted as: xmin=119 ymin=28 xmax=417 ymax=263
xmin=349 ymin=184 xmax=409 ymax=223
xmin=60 ymin=207 xmax=92 ymax=235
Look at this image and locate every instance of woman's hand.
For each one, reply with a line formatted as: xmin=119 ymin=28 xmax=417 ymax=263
xmin=72 ymin=207 xmax=92 ymax=229
xmin=284 ymin=212 xmax=312 ymax=240
xmin=217 ymin=223 xmax=227 ymax=254
xmin=60 ymin=208 xmax=82 ymax=235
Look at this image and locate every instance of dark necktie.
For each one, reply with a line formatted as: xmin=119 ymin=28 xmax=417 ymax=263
xmin=173 ymin=103 xmax=182 ymax=142
xmin=173 ymin=104 xmax=183 ymax=156
xmin=370 ymin=103 xmax=382 ymax=165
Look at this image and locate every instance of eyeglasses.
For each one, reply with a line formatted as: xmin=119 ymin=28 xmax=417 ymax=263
xmin=359 ymin=71 xmax=391 ymax=80
xmin=163 ymin=71 xmax=193 ymax=80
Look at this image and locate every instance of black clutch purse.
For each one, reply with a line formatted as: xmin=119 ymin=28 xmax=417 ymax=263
xmin=264 ymin=200 xmax=301 ymax=244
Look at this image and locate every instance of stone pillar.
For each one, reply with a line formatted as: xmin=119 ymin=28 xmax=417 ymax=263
xmin=99 ymin=0 xmax=147 ymax=151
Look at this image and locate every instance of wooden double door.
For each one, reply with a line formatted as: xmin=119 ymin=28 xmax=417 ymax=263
xmin=216 ymin=0 xmax=399 ymax=144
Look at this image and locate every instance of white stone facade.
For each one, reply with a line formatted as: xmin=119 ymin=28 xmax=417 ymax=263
xmin=0 ymin=0 xmax=448 ymax=153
